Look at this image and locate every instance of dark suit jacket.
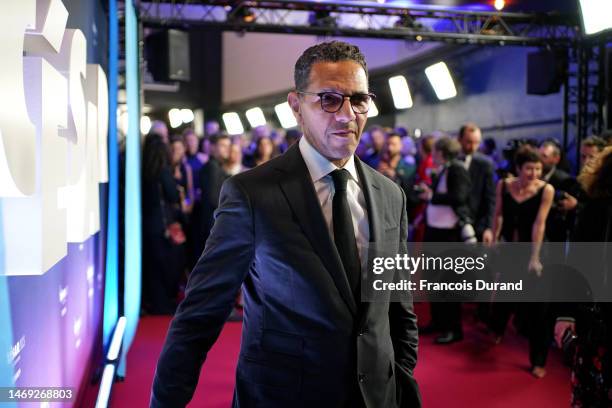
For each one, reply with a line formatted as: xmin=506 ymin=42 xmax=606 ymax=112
xmin=546 ymin=167 xmax=580 ymax=242
xmin=465 ymin=153 xmax=495 ymax=237
xmin=429 ymin=160 xmax=473 ymax=227
xmin=151 ymin=144 xmax=420 ymax=408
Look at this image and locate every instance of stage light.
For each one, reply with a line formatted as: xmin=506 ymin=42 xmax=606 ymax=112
xmin=494 ymin=0 xmax=505 ymax=11
xmin=168 ymin=108 xmax=182 ymax=128
xmin=388 ymin=75 xmax=413 ymax=109
xmin=274 ymin=102 xmax=298 ymax=129
xmin=425 ymin=62 xmax=457 ymax=100
xmin=579 ymin=0 xmax=612 ymax=35
xmin=222 ymin=112 xmax=245 ymax=135
xmin=367 ymin=101 xmax=379 ymax=118
xmin=227 ymin=6 xmax=256 ymax=23
xmin=140 ymin=116 xmax=151 ymax=134
xmin=180 ymin=108 xmax=194 ymax=124
xmin=414 ymin=128 xmax=422 ymax=138
xmin=309 ymin=10 xmax=337 ymax=27
xmin=246 ymin=107 xmax=267 ymax=128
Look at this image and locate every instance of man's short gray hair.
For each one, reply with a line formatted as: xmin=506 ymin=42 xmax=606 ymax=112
xmin=294 ymin=41 xmax=368 ymax=91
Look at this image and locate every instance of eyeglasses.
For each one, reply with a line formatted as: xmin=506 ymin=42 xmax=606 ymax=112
xmin=297 ymin=91 xmax=376 ymax=114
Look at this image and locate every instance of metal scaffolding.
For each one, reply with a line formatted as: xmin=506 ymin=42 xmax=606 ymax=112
xmin=135 ymin=0 xmax=578 ymax=46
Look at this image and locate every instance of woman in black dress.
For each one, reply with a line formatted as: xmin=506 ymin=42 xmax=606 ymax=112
xmin=491 ymin=146 xmax=555 ymax=378
xmin=141 ymin=134 xmax=184 ymax=314
xmin=555 ymin=145 xmax=612 ymax=407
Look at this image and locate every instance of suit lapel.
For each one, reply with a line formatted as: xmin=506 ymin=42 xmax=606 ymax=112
xmin=277 ymin=145 xmax=358 ymax=316
xmin=355 ymin=158 xmax=383 ymax=327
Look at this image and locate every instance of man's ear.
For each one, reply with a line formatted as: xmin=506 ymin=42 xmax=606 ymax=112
xmin=287 ymin=92 xmax=301 ymax=124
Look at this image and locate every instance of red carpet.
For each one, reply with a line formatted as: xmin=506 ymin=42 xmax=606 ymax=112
xmin=110 ymin=306 xmax=570 ymax=407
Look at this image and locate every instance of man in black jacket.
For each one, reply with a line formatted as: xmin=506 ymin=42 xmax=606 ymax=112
xmin=151 ymin=41 xmax=420 ymax=408
xmin=197 ymin=134 xmax=230 ymax=255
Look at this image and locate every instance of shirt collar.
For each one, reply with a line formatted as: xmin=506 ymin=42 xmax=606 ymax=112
xmin=299 ymin=136 xmax=359 ymax=184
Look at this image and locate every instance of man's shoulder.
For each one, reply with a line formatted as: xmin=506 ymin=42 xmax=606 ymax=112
xmin=360 ymin=158 xmax=404 ymax=197
xmin=472 ymin=152 xmax=494 ymax=169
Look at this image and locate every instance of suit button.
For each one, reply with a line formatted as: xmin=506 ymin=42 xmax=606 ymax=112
xmin=358 ymin=374 xmax=366 ymax=383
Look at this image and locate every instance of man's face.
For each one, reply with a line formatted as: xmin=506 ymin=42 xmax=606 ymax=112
xmin=214 ymin=139 xmax=231 ymax=162
xmin=538 ymin=145 xmax=559 ymax=172
xmin=580 ymin=145 xmax=600 ymax=168
xmin=459 ymin=129 xmax=481 ymax=155
xmin=288 ymin=61 xmax=368 ymax=163
xmin=185 ymin=132 xmax=199 ymax=155
xmin=386 ymin=136 xmax=402 ymax=158
xmin=229 ymin=143 xmax=242 ymax=165
xmin=371 ymin=130 xmax=386 ymax=152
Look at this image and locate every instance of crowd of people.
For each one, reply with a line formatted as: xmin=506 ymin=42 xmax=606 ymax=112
xmin=141 ymin=117 xmax=612 ymax=407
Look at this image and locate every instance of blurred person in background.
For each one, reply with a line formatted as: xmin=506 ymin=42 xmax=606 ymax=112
xmin=378 ymin=132 xmax=417 ymax=212
xmin=150 ymin=120 xmax=169 ymax=144
xmin=281 ymin=128 xmax=302 ymax=152
xmin=170 ymin=135 xmax=194 ymax=216
xmin=225 ymin=139 xmax=248 ymax=176
xmin=363 ymin=125 xmax=386 ymax=168
xmin=419 ymin=136 xmax=473 ymax=344
xmin=411 ymin=134 xmax=437 ymax=242
xmin=197 ymin=133 xmax=231 ymax=255
xmin=141 ymin=133 xmax=184 ymax=315
xmin=490 ymin=146 xmax=554 ymax=378
xmin=539 ymin=140 xmax=580 ymax=243
xmin=184 ymin=129 xmax=207 ymax=199
xmin=580 ymin=135 xmax=607 ymax=169
xmin=555 ymin=146 xmax=612 ymax=407
xmin=252 ymin=135 xmax=277 ymax=167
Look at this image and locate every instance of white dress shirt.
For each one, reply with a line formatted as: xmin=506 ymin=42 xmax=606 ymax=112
xmin=426 ymin=166 xmax=459 ymax=229
xmin=298 ymin=137 xmax=370 ymax=261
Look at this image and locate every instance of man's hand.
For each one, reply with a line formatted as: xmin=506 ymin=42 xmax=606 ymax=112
xmin=528 ymin=257 xmax=543 ymax=277
xmin=554 ymin=320 xmax=576 ymax=348
xmin=482 ymin=228 xmax=494 ymax=246
xmin=558 ymin=193 xmax=577 ymax=212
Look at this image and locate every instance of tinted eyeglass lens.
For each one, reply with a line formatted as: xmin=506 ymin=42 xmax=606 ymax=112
xmin=350 ymin=94 xmax=371 ymax=114
xmin=320 ymin=93 xmax=344 ymax=112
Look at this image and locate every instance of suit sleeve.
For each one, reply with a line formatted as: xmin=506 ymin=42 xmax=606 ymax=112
xmin=200 ymin=160 xmax=226 ymax=210
xmin=151 ymin=177 xmax=255 ymax=408
xmin=389 ymin=188 xmax=421 ymax=407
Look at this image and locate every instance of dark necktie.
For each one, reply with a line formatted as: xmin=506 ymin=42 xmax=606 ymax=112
xmin=330 ymin=169 xmax=360 ymax=297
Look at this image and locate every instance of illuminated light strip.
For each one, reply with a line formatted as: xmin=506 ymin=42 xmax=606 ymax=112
xmin=106 ymin=316 xmax=126 ymax=361
xmin=103 ymin=0 xmax=120 ymax=353
xmin=94 ymin=364 xmax=116 ymax=408
xmin=119 ymin=0 xmax=141 ymax=378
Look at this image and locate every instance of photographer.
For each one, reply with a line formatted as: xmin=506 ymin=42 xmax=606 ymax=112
xmin=419 ymin=136 xmax=474 ymax=344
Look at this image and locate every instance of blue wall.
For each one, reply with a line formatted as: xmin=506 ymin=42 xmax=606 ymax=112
xmin=395 ymin=46 xmax=565 ymax=144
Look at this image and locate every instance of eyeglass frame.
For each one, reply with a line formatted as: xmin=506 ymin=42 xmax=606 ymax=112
xmin=296 ymin=90 xmax=376 ymax=114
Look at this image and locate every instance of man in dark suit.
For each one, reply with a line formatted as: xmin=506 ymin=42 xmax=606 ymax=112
xmin=423 ymin=124 xmax=495 ymax=344
xmin=151 ymin=41 xmax=420 ymax=408
xmin=539 ymin=140 xmax=579 ymax=243
xmin=197 ymin=133 xmax=230 ymax=256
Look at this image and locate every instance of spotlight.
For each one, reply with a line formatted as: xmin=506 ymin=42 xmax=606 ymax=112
xmin=180 ymin=109 xmax=194 ymax=124
xmin=222 ymin=112 xmax=244 ymax=135
xmin=367 ymin=101 xmax=379 ymax=118
xmin=388 ymin=75 xmax=413 ymax=109
xmin=168 ymin=108 xmax=182 ymax=128
xmin=494 ymin=0 xmax=505 ymax=11
xmin=424 ymin=62 xmax=457 ymax=100
xmin=140 ymin=116 xmax=152 ymax=134
xmin=274 ymin=102 xmax=297 ymax=129
xmin=246 ymin=107 xmax=267 ymax=128
xmin=579 ymin=0 xmax=612 ymax=35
